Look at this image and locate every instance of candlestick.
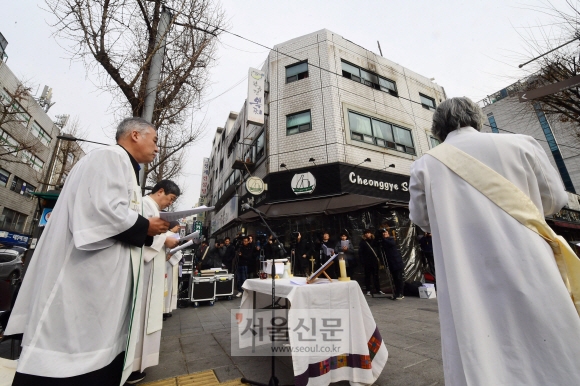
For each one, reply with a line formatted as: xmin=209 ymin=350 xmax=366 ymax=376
xmin=338 ymin=255 xmax=350 ymax=281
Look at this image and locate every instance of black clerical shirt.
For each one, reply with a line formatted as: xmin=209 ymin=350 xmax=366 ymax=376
xmin=111 ymin=145 xmax=152 ymax=247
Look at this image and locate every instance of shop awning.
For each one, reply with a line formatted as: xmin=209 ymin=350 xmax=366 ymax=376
xmin=30 ymin=191 xmax=60 ymax=200
xmin=238 ymin=194 xmax=389 ymax=221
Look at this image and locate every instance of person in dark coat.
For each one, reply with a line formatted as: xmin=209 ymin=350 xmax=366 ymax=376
xmin=222 ymin=237 xmax=236 ymax=273
xmin=378 ymin=227 xmax=405 ymax=300
xmin=203 ymin=240 xmax=222 ymax=269
xmin=420 ymin=232 xmax=435 ymax=278
xmin=359 ymin=229 xmax=384 ymax=296
xmin=292 ymin=232 xmax=311 ymax=276
xmin=235 ymin=236 xmax=253 ymax=297
xmin=318 ymin=232 xmax=338 ymax=278
xmin=335 ymin=232 xmax=356 ymax=278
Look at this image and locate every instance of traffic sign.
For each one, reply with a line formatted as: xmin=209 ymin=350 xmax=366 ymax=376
xmin=519 ymin=74 xmax=580 ymax=102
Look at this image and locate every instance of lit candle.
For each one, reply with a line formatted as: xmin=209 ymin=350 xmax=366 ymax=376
xmin=339 ymin=257 xmax=347 ymax=278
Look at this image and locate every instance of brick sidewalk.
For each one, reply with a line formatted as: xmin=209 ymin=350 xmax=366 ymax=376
xmin=0 ymin=291 xmax=444 ymax=386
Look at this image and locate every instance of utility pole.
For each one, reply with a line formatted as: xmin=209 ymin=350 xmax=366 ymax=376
xmin=140 ymin=6 xmax=172 ymax=192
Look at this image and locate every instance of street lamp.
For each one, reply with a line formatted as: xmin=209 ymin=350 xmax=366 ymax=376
xmin=355 ymin=158 xmax=371 ymax=167
xmin=43 ymin=135 xmax=109 ymax=192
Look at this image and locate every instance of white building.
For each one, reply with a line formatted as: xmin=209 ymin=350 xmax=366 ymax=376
xmin=202 ymin=29 xmax=445 ymax=260
xmin=479 ymin=82 xmax=580 ymax=242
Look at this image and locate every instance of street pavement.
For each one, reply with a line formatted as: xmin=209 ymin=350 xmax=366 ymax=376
xmin=0 ymin=289 xmax=444 ymax=386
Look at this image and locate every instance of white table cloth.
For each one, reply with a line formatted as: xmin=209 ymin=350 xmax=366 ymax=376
xmin=240 ymin=278 xmax=388 ymax=386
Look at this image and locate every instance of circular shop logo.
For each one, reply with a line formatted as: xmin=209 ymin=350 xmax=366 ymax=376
xmin=246 ymin=176 xmax=266 ymax=195
xmin=291 ymin=172 xmax=316 ymax=195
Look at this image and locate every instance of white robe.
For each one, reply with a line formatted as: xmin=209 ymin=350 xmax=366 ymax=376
xmin=131 ymin=196 xmax=166 ymax=372
xmin=409 ymin=127 xmax=580 ymax=385
xmin=164 ymin=233 xmax=182 ymax=313
xmin=5 ymin=145 xmax=144 ymax=384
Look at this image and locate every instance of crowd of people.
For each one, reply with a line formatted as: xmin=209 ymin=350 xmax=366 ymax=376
xmin=191 ymin=228 xmax=416 ymax=301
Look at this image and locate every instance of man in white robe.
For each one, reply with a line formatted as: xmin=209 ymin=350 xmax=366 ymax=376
xmin=409 ymin=97 xmax=580 ymax=385
xmin=127 ymin=180 xmax=180 ymax=384
xmin=5 ymin=117 xmax=170 ymax=386
xmin=164 ymin=222 xmax=182 ymax=317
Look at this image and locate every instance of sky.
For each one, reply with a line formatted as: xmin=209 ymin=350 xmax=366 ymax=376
xmin=1 ymin=0 xmax=572 ymax=210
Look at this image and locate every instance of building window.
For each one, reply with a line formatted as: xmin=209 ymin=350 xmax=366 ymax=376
xmin=67 ymin=153 xmax=74 ymax=165
xmin=21 ymin=150 xmax=44 ymax=172
xmin=255 ymin=130 xmax=265 ymax=160
xmin=286 ymin=61 xmax=308 ymax=83
xmin=0 ymin=129 xmax=19 ymax=153
xmin=9 ymin=176 xmax=35 ymax=197
xmin=13 ymin=103 xmax=31 ymax=127
xmin=486 ymin=112 xmax=499 ymax=133
xmin=219 ymin=157 xmax=223 ymax=172
xmin=0 ymin=207 xmax=28 ymax=233
xmin=0 ymin=88 xmax=11 ymax=106
xmin=228 ymin=129 xmax=241 ymax=157
xmin=0 ymin=168 xmax=10 ymax=187
xmin=31 ymin=121 xmax=52 ymax=146
xmin=533 ymin=103 xmax=575 ymax=193
xmin=348 ymin=110 xmax=416 ymax=155
xmin=286 ymin=110 xmax=311 ymax=135
xmin=419 ymin=94 xmax=436 ymax=110
xmin=341 ymin=60 xmax=397 ymax=95
xmin=430 ymin=136 xmax=441 ymax=148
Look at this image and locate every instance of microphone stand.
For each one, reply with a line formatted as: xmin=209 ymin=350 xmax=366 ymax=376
xmin=241 ymin=206 xmax=289 ymax=386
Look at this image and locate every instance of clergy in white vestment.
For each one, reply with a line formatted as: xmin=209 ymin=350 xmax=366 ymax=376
xmin=409 ymin=97 xmax=580 ymax=386
xmin=6 ymin=117 xmax=170 ymax=386
xmin=164 ymin=222 xmax=182 ymax=317
xmin=127 ymin=180 xmax=180 ymax=384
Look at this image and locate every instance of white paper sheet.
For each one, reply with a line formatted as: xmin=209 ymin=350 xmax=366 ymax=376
xmin=169 ymin=240 xmax=193 ymax=254
xmin=159 ymin=206 xmax=214 ymax=221
xmin=181 ymin=231 xmax=200 ymax=242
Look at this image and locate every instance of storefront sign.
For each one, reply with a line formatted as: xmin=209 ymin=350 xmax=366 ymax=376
xmin=247 ymin=68 xmax=265 ymax=126
xmin=291 ymin=172 xmax=316 ymax=195
xmin=246 ymin=176 xmax=266 ymax=195
xmin=347 ymin=172 xmax=408 ymax=192
xmin=267 ymin=163 xmax=410 ymax=203
xmin=39 ymin=208 xmax=53 ymax=227
xmin=200 ymin=157 xmax=210 ymax=197
xmin=210 ymin=195 xmax=238 ymax=234
xmin=0 ymin=230 xmax=29 ymax=247
xmin=200 ymin=157 xmax=210 ymax=196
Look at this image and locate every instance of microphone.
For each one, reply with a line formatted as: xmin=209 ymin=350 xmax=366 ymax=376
xmin=242 ymin=203 xmax=267 ymax=216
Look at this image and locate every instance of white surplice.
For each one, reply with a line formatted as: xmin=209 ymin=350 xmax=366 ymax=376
xmin=409 ymin=127 xmax=580 ymax=385
xmin=5 ymin=145 xmax=144 ymax=385
xmin=164 ymin=233 xmax=182 ymax=313
xmin=131 ymin=195 xmax=166 ymax=372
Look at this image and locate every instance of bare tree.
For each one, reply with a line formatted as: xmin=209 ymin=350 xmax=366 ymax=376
xmin=514 ymin=1 xmax=580 ymax=127
xmin=44 ymin=0 xmax=226 ymax=184
xmin=0 ymin=84 xmax=45 ymax=166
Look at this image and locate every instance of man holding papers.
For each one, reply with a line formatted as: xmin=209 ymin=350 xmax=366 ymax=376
xmin=127 ymin=180 xmax=180 ymax=385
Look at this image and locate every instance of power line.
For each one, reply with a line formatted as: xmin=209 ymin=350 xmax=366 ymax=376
xmin=186 ymin=17 xmax=580 ymax=156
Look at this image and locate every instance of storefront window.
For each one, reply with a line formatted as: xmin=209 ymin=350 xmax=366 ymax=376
xmin=0 ymin=168 xmax=10 ymax=187
xmin=0 ymin=207 xmax=27 ymax=233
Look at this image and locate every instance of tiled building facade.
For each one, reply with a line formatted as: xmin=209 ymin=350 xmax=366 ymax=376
xmin=203 ymin=30 xmax=445 ymax=259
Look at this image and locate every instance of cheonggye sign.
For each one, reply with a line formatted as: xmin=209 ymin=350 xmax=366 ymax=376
xmin=348 ymin=172 xmax=408 ymax=192
xmin=291 ymin=172 xmax=316 ymax=195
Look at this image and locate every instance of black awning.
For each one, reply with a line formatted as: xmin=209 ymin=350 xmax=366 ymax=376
xmin=237 ymin=194 xmax=389 ymax=221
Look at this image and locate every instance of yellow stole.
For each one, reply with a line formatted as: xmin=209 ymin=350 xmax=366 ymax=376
xmin=427 ymin=143 xmax=580 ymax=317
